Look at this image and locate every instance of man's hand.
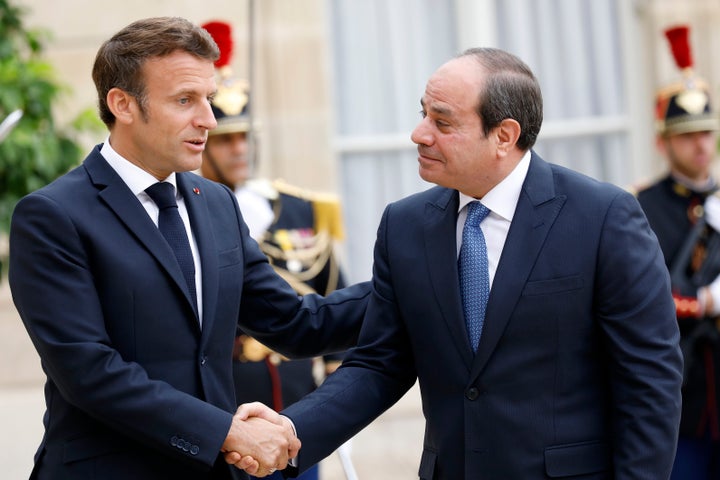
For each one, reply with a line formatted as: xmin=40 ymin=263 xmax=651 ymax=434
xmin=700 ymin=275 xmax=720 ymax=317
xmin=223 ymin=453 xmax=261 ymax=476
xmin=222 ymin=402 xmax=301 ymax=476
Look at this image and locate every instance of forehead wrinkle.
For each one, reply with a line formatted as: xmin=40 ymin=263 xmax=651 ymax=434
xmin=421 ymin=97 xmax=452 ymax=116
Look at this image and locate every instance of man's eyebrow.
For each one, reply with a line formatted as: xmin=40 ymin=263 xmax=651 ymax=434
xmin=172 ymin=88 xmax=214 ymax=97
xmin=420 ymin=98 xmax=452 ymax=116
xmin=430 ymin=105 xmax=452 ymax=117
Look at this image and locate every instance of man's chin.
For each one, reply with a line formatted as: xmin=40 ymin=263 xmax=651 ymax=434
xmin=418 ymin=165 xmax=444 ymax=186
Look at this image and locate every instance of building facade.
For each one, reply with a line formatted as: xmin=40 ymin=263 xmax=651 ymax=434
xmin=14 ymin=0 xmax=720 ymax=282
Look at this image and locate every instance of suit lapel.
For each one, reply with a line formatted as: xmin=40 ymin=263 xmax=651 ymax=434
xmin=84 ymin=150 xmax=201 ymax=330
xmin=424 ymin=188 xmax=475 ymax=368
xmin=470 ymin=153 xmax=566 ymax=380
xmin=177 ymin=173 xmax=219 ymax=337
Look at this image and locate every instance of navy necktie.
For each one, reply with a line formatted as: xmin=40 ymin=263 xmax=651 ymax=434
xmin=145 ymin=182 xmax=197 ymax=311
xmin=459 ymin=201 xmax=490 ymax=353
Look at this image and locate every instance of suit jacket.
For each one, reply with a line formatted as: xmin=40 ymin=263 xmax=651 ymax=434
xmin=283 ymin=152 xmax=683 ymax=479
xmin=8 ymin=145 xmax=369 ymax=480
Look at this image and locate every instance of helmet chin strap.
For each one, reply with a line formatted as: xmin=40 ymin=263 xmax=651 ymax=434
xmin=203 ymin=147 xmax=236 ymax=190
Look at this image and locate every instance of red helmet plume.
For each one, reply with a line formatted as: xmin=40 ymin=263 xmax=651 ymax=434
xmin=202 ymin=20 xmax=234 ymax=69
xmin=664 ymin=25 xmax=693 ymax=70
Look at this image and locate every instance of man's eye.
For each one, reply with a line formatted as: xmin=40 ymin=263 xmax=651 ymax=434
xmin=419 ymin=110 xmax=427 ymax=119
xmin=179 ymin=98 xmax=189 ymax=105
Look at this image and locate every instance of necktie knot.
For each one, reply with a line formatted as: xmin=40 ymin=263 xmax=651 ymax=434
xmin=466 ymin=201 xmax=490 ymax=226
xmin=145 ymin=182 xmax=177 ymax=210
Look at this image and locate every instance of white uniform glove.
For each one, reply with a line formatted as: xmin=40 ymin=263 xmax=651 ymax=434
xmin=704 ymin=193 xmax=720 ymax=232
xmin=700 ymin=274 xmax=720 ymax=317
xmin=700 ymin=193 xmax=720 ymax=316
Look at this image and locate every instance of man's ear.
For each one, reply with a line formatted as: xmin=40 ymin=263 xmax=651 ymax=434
xmin=495 ymin=118 xmax=521 ymax=156
xmin=106 ymin=87 xmax=136 ymax=125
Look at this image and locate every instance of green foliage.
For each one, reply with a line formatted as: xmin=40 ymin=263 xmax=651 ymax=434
xmin=0 ymin=0 xmax=101 ymax=234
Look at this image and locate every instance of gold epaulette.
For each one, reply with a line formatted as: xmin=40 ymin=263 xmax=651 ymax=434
xmin=625 ymin=176 xmax=655 ymax=197
xmin=625 ymin=183 xmax=640 ymax=197
xmin=272 ymin=179 xmax=345 ymax=240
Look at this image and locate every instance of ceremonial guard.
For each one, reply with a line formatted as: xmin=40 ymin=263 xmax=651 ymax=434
xmin=200 ymin=20 xmax=348 ymax=480
xmin=636 ymin=25 xmax=720 ymax=479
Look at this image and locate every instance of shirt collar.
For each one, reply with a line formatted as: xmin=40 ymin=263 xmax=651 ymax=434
xmin=670 ymin=170 xmax=717 ymax=194
xmin=458 ymin=150 xmax=531 ymax=221
xmin=100 ymin=138 xmax=178 ymax=197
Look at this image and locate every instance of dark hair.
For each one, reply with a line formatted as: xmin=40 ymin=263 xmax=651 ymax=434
xmin=459 ymin=47 xmax=543 ymax=151
xmin=92 ymin=17 xmax=220 ymax=127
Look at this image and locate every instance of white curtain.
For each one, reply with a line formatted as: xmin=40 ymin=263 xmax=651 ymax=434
xmin=496 ymin=0 xmax=630 ymax=182
xmin=329 ymin=0 xmax=457 ymax=281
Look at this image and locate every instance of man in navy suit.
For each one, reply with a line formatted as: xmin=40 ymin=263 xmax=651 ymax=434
xmin=237 ymin=48 xmax=684 ymax=478
xmin=8 ymin=17 xmax=368 ymax=480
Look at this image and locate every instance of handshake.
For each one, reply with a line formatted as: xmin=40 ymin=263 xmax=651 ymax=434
xmin=222 ymin=402 xmax=301 ymax=477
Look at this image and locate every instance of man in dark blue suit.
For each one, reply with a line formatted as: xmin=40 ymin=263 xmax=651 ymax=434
xmin=237 ymin=47 xmax=684 ymax=478
xmin=8 ymin=17 xmax=368 ymax=480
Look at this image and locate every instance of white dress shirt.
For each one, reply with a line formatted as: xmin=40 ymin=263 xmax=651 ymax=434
xmin=456 ymin=151 xmax=531 ymax=288
xmin=100 ymin=140 xmax=204 ymax=324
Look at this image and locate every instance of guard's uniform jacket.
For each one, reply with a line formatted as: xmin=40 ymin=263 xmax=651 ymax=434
xmin=200 ymin=18 xmax=352 ymax=480
xmin=232 ymin=179 xmax=346 ymax=410
xmin=637 ymin=175 xmax=720 ymax=440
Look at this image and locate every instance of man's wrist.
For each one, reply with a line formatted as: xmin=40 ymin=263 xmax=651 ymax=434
xmin=281 ymin=414 xmax=298 ymax=466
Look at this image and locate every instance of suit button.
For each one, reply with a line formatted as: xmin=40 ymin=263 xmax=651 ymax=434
xmin=466 ymin=387 xmax=480 ymax=400
xmin=190 ymin=445 xmax=199 ymax=455
xmin=200 ymin=356 xmax=207 ymax=365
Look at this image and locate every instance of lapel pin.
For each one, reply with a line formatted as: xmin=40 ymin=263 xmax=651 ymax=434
xmin=193 ymin=187 xmax=200 ymax=195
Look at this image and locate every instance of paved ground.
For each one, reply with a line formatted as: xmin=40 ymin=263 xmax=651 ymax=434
xmin=0 ymin=281 xmax=424 ymax=479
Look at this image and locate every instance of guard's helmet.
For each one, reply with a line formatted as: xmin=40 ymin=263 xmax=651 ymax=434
xmin=202 ymin=20 xmax=252 ymax=136
xmin=655 ymin=25 xmax=719 ymax=136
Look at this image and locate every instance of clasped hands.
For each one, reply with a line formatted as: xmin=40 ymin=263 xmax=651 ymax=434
xmin=222 ymin=402 xmax=300 ymax=477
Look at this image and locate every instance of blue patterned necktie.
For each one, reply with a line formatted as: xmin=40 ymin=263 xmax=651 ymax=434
xmin=459 ymin=201 xmax=490 ymax=353
xmin=145 ymin=182 xmax=197 ymax=311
